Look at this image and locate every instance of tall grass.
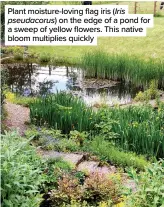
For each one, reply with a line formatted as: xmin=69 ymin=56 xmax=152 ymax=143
xmin=30 ymin=92 xmax=97 ymax=134
xmin=81 ymin=51 xmax=164 ymax=88
xmin=98 ymin=105 xmax=164 ymax=158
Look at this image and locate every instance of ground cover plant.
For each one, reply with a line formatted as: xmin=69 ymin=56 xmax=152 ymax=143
xmin=97 ymin=105 xmax=164 ymax=159
xmin=30 ymin=92 xmax=98 ymax=134
xmin=80 ymin=51 xmax=164 ymax=88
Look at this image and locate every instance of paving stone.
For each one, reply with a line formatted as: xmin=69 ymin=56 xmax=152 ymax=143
xmin=77 ymin=161 xmax=100 ymax=174
xmin=41 ymin=150 xmax=84 ymax=167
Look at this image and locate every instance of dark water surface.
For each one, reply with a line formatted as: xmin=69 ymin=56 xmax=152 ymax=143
xmin=2 ymin=63 xmax=140 ymax=105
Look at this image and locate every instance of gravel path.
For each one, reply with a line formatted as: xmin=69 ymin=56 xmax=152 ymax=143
xmin=4 ymin=102 xmax=30 ymax=135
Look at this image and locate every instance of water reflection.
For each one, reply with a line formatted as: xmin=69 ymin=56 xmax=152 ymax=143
xmin=3 ymin=63 xmax=139 ymax=105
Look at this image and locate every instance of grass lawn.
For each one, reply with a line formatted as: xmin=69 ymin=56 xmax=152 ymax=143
xmin=29 ymin=2 xmax=164 ymax=60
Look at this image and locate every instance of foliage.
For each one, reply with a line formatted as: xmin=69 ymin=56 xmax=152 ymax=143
xmin=3 ymin=46 xmax=24 ymax=55
xmin=1 ymin=70 xmax=9 ymax=111
xmin=41 ymin=158 xmax=72 ymax=192
xmin=97 ymin=105 xmax=164 ymax=158
xmin=134 ymin=80 xmax=160 ymax=102
xmin=81 ymin=51 xmax=164 ymax=88
xmin=50 ymin=174 xmax=83 ymax=206
xmin=69 ymin=130 xmax=89 ymax=147
xmin=25 ymin=126 xmax=79 ymax=152
xmin=38 ymin=53 xmax=51 ymax=63
xmin=30 ymin=92 xmax=98 ymax=133
xmin=94 ymin=114 xmax=119 ymax=141
xmin=83 ymin=172 xmax=122 ymax=204
xmin=14 ymin=52 xmax=24 ymax=61
xmin=85 ymin=136 xmax=149 ymax=170
xmin=1 ymin=131 xmax=44 ymax=207
xmin=4 ymin=91 xmax=36 ymax=106
xmin=126 ymin=159 xmax=164 ymax=207
xmin=50 ymin=172 xmax=123 ymax=206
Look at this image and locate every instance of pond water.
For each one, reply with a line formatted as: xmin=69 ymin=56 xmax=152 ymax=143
xmin=3 ymin=63 xmax=140 ymax=106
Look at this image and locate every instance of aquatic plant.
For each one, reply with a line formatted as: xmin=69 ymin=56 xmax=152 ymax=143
xmin=30 ymin=92 xmax=97 ymax=133
xmin=97 ymin=105 xmax=164 ymax=158
xmin=81 ymin=51 xmax=164 ymax=88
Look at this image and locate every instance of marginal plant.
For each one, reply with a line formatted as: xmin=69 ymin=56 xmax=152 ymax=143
xmin=97 ymin=105 xmax=164 ymax=158
xmin=30 ymin=92 xmax=98 ymax=134
xmin=81 ymin=51 xmax=164 ymax=88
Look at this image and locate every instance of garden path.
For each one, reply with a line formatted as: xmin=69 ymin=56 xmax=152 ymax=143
xmin=4 ymin=102 xmax=30 ymax=135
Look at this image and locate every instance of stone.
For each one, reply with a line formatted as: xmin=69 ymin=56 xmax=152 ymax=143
xmin=77 ymin=161 xmax=100 ymax=174
xmin=41 ymin=150 xmax=84 ymax=168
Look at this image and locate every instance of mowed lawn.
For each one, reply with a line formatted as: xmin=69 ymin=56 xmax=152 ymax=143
xmin=29 ymin=2 xmax=164 ymax=60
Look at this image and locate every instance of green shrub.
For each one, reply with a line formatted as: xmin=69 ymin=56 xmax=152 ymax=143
xmin=134 ymin=80 xmax=159 ymax=102
xmin=50 ymin=172 xmax=122 ymax=206
xmin=39 ymin=53 xmax=51 ymax=63
xmin=126 ymin=159 xmax=164 ymax=207
xmin=14 ymin=52 xmax=23 ymax=61
xmin=42 ymin=158 xmax=72 ymax=192
xmin=1 ymin=131 xmax=44 ymax=207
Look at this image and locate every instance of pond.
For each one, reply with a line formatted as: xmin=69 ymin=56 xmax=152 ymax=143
xmin=2 ymin=63 xmax=140 ymax=106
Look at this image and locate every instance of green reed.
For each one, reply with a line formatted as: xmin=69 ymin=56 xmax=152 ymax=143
xmin=30 ymin=92 xmax=97 ymax=134
xmin=81 ymin=51 xmax=164 ymax=88
xmin=97 ymin=105 xmax=164 ymax=158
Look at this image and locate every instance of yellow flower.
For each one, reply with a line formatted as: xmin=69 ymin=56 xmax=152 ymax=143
xmin=114 ymin=202 xmax=125 ymax=207
xmin=98 ymin=201 xmax=108 ymax=207
xmin=5 ymin=91 xmax=15 ymax=102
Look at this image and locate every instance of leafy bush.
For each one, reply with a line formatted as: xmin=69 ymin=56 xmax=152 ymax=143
xmin=69 ymin=130 xmax=89 ymax=147
xmin=14 ymin=52 xmax=24 ymax=61
xmin=50 ymin=172 xmax=123 ymax=206
xmin=1 ymin=131 xmax=44 ymax=207
xmin=126 ymin=159 xmax=164 ymax=207
xmin=39 ymin=53 xmax=51 ymax=63
xmin=42 ymin=158 xmax=72 ymax=192
xmin=83 ymin=172 xmax=122 ymax=204
xmin=134 ymin=80 xmax=159 ymax=102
